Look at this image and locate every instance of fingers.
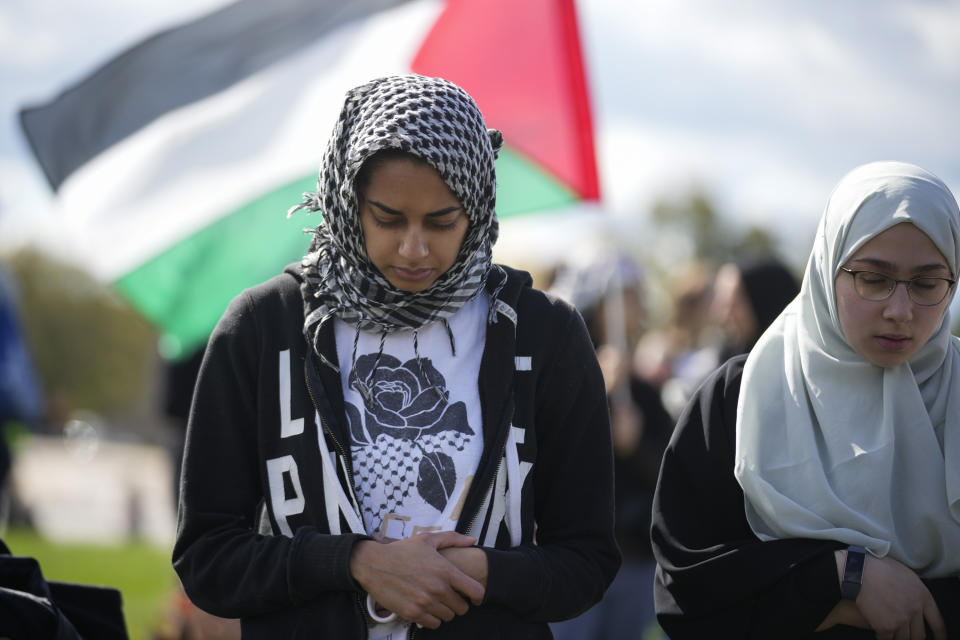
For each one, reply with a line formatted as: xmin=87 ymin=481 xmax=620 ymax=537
xmin=392 ymin=576 xmax=469 ymax=628
xmin=448 ymin=566 xmax=485 ymax=605
xmin=417 ymin=614 xmax=441 ymax=630
xmin=427 ymin=530 xmax=477 ymax=550
xmin=428 ymin=578 xmax=472 ymax=618
xmin=922 ymin=595 xmax=947 ymax=640
xmin=856 ymin=554 xmax=947 ymax=640
xmin=870 ymin=597 xmax=941 ymax=640
xmin=353 ymin=533 xmax=483 ymax=629
xmin=439 ymin=546 xmax=488 ymax=600
xmin=907 ymin=612 xmax=925 ymax=640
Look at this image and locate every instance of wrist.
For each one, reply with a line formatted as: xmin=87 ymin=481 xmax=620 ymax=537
xmin=349 ymin=539 xmax=377 ymax=590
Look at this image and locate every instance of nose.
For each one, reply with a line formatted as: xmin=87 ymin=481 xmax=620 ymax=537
xmin=398 ymin=226 xmax=428 ymax=259
xmin=882 ymin=282 xmax=914 ymax=322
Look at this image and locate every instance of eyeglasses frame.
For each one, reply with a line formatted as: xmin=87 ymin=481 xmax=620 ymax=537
xmin=838 ymin=267 xmax=956 ymax=307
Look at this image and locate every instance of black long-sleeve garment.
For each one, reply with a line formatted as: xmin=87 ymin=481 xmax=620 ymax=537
xmin=650 ymin=355 xmax=960 ymax=639
xmin=173 ymin=264 xmax=621 ymax=638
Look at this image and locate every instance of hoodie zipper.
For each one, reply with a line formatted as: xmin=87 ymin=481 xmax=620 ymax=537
xmin=302 ymin=297 xmax=519 ymax=637
xmin=303 ymin=356 xmax=369 ymax=638
xmin=404 ymin=435 xmax=507 ymax=640
xmin=303 ymin=357 xmax=362 ymax=515
xmin=461 ymin=441 xmax=505 ymax=537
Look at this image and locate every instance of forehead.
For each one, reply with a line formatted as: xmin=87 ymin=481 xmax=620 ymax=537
xmin=847 ymin=222 xmax=948 ymax=271
xmin=364 ymin=156 xmax=456 ymax=197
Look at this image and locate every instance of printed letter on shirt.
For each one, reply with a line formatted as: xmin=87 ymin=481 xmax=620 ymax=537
xmin=279 ymin=349 xmax=304 ymax=438
xmin=266 ymin=455 xmax=305 ymax=537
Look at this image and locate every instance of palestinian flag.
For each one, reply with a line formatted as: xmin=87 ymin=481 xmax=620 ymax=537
xmin=20 ymin=0 xmax=600 ymax=360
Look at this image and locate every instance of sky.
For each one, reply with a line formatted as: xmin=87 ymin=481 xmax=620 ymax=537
xmin=1 ymin=0 xmax=959 ymax=273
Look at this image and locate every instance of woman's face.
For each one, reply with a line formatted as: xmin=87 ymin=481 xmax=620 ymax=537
xmin=359 ymin=156 xmax=468 ymax=292
xmin=835 ymin=222 xmax=952 ymax=367
xmin=709 ymin=263 xmax=756 ymax=346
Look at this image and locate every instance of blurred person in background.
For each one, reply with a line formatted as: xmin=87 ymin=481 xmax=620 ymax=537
xmin=634 ymin=261 xmax=716 ymax=419
xmin=642 ymin=256 xmax=799 ymax=420
xmin=173 ymin=74 xmax=619 ymax=639
xmin=652 ymin=161 xmax=960 ymax=638
xmin=549 ymin=252 xmax=673 ymax=640
xmin=709 ymin=256 xmax=800 ymax=364
xmin=0 ymin=265 xmax=43 ymax=527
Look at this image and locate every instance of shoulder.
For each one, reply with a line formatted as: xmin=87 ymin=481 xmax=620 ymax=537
xmin=211 ymin=264 xmax=303 ymax=342
xmin=240 ymin=263 xmax=302 ymax=308
xmin=703 ymin=353 xmax=748 ymax=401
xmin=670 ymin=354 xmax=747 ymax=454
xmin=519 ymin=288 xmax=590 ymax=359
xmin=493 ymin=264 xmax=582 ymax=326
xmin=677 ymin=353 xmax=748 ymax=408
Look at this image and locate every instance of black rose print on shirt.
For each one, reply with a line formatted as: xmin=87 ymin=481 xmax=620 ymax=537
xmin=346 ymin=354 xmax=474 ymax=527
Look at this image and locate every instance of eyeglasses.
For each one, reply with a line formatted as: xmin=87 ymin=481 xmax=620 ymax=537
xmin=839 ymin=267 xmax=956 ymax=306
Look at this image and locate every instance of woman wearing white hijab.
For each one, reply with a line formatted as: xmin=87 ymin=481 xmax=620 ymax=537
xmin=651 ymin=161 xmax=960 ymax=639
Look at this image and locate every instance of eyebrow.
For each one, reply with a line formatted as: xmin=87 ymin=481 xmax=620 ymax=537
xmin=369 ymin=200 xmax=463 ymax=217
xmin=849 ymin=257 xmax=949 ymax=274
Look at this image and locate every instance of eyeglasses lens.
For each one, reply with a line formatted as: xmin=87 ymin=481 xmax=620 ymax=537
xmin=854 ymin=272 xmax=950 ymax=306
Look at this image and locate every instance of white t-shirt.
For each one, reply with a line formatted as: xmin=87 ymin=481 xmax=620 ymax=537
xmin=335 ymin=294 xmax=488 ymax=638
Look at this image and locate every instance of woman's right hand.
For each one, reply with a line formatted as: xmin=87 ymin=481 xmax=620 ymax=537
xmin=855 ymin=553 xmax=946 ymax=640
xmin=349 ymin=531 xmax=484 ymax=629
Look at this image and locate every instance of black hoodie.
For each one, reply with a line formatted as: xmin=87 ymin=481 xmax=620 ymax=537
xmin=173 ymin=264 xmax=620 ymax=639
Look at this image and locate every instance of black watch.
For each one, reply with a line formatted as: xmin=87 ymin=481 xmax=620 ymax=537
xmin=840 ymin=545 xmax=866 ymax=600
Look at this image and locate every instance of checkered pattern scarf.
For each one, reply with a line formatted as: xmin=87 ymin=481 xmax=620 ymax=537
xmin=289 ymin=75 xmax=503 ymax=367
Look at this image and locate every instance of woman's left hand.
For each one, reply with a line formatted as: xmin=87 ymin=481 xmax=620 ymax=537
xmin=855 ymin=554 xmax=946 ymax=640
xmin=439 ymin=546 xmax=488 ymax=589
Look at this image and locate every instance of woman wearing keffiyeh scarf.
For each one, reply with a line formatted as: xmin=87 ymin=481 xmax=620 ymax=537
xmin=293 ymin=74 xmax=507 ymax=631
xmin=292 ymin=75 xmax=503 ymax=355
xmin=290 ymin=75 xmax=508 ymax=404
xmin=173 ymin=74 xmax=619 ymax=640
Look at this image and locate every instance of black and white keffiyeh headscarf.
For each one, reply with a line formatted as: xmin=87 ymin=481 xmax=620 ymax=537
xmin=288 ymin=74 xmax=504 ymax=369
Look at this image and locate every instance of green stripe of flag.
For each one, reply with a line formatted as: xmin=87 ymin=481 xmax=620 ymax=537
xmin=496 ymin=147 xmax=578 ymax=215
xmin=112 ymin=176 xmax=316 ymax=359
xmin=113 ymin=146 xmax=575 ymax=360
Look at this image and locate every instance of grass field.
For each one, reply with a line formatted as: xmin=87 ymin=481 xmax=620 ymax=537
xmin=2 ymin=527 xmax=177 ymax=640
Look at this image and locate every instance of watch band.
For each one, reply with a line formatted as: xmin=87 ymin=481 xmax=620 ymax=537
xmin=840 ymin=545 xmax=866 ymax=600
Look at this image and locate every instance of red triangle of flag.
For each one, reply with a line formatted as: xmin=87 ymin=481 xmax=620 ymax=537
xmin=412 ymin=0 xmax=600 ymax=202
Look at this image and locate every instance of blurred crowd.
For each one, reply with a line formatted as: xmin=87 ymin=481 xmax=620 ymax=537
xmin=542 ymin=246 xmax=799 ymax=640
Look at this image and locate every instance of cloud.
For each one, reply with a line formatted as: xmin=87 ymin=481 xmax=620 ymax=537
xmin=583 ymin=0 xmax=960 ymax=223
xmin=896 ymin=3 xmax=960 ymax=75
xmin=3 ymin=0 xmax=958 ymax=269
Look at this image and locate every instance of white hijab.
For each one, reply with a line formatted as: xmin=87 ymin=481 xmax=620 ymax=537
xmin=734 ymin=161 xmax=960 ymax=577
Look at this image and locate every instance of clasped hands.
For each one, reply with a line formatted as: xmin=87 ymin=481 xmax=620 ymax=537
xmin=349 ymin=531 xmax=488 ymax=630
xmin=817 ymin=552 xmax=946 ymax=640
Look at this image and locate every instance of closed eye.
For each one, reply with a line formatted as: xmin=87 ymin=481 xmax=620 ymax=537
xmin=429 ymin=215 xmax=462 ymax=231
xmin=859 ymin=272 xmax=889 ymax=285
xmin=911 ymin=278 xmax=940 ymax=291
xmin=370 ymin=214 xmax=401 ymax=229
xmin=367 ymin=200 xmax=463 ymax=231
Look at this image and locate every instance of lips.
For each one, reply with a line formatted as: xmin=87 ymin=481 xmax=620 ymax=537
xmin=875 ymin=334 xmax=911 ymax=351
xmin=391 ymin=266 xmax=435 ymax=282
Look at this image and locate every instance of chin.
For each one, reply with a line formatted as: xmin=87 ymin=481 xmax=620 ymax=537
xmin=862 ymin=351 xmax=913 ymax=369
xmin=389 ymin=279 xmax=437 ymax=293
